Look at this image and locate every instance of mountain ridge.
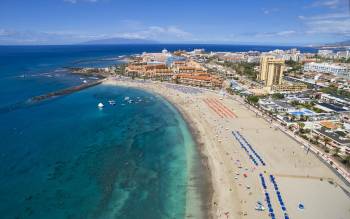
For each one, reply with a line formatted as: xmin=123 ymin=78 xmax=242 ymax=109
xmin=80 ymin=37 xmax=159 ymax=45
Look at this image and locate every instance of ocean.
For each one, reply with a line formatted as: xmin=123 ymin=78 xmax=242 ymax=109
xmin=0 ymin=44 xmax=316 ymax=219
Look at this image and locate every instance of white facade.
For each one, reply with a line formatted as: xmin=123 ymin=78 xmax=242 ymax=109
xmin=318 ymin=49 xmax=333 ymax=56
xmin=303 ymin=62 xmax=350 ymax=78
xmin=336 ymin=51 xmax=350 ymax=59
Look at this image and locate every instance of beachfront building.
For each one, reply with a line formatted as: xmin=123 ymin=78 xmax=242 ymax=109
xmin=303 ymin=62 xmax=350 ymax=78
xmin=170 ymin=61 xmax=187 ymax=69
xmin=174 ymin=73 xmax=223 ymax=89
xmin=271 ymin=82 xmax=308 ymax=93
xmin=173 ymin=64 xmax=207 ymax=74
xmin=258 ymin=56 xmax=285 ymax=87
xmin=125 ymin=63 xmax=174 ymax=80
xmin=312 ymin=127 xmax=350 ymax=156
xmin=319 ymin=93 xmax=350 ymax=107
xmin=141 ymin=51 xmax=170 ymax=63
xmin=258 ymin=99 xmax=295 ymax=113
xmin=257 ymin=55 xmax=307 ymax=93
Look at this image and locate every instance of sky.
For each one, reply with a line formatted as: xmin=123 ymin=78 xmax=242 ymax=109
xmin=0 ymin=0 xmax=349 ymax=45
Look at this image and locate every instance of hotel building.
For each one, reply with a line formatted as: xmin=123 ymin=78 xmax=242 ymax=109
xmin=258 ymin=56 xmax=285 ymax=87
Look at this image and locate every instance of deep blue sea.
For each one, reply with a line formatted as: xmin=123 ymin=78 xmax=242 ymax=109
xmin=0 ymin=44 xmax=316 ymax=219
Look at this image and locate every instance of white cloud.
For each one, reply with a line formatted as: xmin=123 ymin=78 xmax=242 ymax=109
xmin=0 ymin=29 xmax=106 ymax=44
xmin=0 ymin=29 xmax=14 ymax=36
xmin=299 ymin=12 xmax=350 ymax=36
xmin=299 ymin=12 xmax=348 ymax=20
xmin=276 ymin=30 xmax=297 ymax=36
xmin=308 ymin=0 xmax=346 ymax=8
xmin=253 ymin=30 xmax=297 ymax=38
xmin=262 ymin=8 xmax=279 ymax=15
xmin=306 ymin=19 xmax=350 ymax=35
xmin=113 ymin=25 xmax=192 ymax=41
xmin=0 ymin=24 xmax=192 ymax=44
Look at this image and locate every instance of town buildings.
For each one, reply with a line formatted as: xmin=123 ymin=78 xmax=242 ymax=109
xmin=125 ymin=50 xmax=223 ymax=89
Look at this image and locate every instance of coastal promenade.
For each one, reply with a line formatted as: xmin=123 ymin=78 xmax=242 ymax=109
xmin=105 ymin=77 xmax=350 ymax=219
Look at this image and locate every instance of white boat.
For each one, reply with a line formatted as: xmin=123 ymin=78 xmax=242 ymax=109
xmin=97 ymin=102 xmax=104 ymax=108
xmin=124 ymin=97 xmax=130 ymax=101
xmin=108 ymin=100 xmax=116 ymax=105
xmin=83 ymin=80 xmax=87 ymax=84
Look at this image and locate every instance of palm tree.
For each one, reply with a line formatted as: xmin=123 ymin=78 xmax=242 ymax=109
xmin=305 ymin=115 xmax=310 ymax=121
xmin=344 ymin=155 xmax=350 ymax=168
xmin=333 ymin=147 xmax=340 ymax=157
xmin=314 ymin=135 xmax=320 ymax=145
xmin=323 ymin=137 xmax=331 ymax=151
xmin=291 ymin=115 xmax=296 ymax=122
xmin=298 ymin=122 xmax=305 ymax=131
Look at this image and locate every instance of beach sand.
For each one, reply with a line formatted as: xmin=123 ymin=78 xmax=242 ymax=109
xmin=104 ymin=78 xmax=350 ymax=219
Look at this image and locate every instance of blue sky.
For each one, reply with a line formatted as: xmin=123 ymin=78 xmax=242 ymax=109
xmin=0 ymin=0 xmax=349 ymax=45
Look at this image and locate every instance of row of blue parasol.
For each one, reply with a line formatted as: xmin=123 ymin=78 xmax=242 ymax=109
xmin=259 ymin=173 xmax=276 ymax=219
xmin=270 ymin=174 xmax=290 ymax=219
xmin=232 ymin=131 xmax=259 ymax=166
xmin=232 ymin=131 xmax=266 ymax=166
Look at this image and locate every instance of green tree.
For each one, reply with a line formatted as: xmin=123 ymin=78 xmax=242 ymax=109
xmin=247 ymin=95 xmax=260 ymax=104
xmin=272 ymin=93 xmax=284 ymax=99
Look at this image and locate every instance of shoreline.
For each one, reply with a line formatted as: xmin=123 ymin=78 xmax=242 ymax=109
xmin=103 ymin=77 xmax=350 ymax=219
xmin=103 ymin=78 xmax=214 ymax=218
xmin=165 ymin=92 xmax=214 ymax=219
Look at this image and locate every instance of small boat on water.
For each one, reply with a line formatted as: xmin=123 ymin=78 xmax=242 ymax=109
xmin=97 ymin=102 xmax=104 ymax=108
xmin=108 ymin=100 xmax=116 ymax=105
xmin=124 ymin=96 xmax=130 ymax=101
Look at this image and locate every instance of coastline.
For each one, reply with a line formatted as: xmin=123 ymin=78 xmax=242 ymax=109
xmin=104 ymin=77 xmax=350 ymax=219
xmin=103 ymin=78 xmax=214 ymax=218
xmin=163 ymin=92 xmax=214 ymax=219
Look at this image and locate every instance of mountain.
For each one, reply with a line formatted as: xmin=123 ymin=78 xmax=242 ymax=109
xmin=80 ymin=37 xmax=159 ymax=45
xmin=328 ymin=40 xmax=350 ymax=47
xmin=316 ymin=40 xmax=350 ymax=49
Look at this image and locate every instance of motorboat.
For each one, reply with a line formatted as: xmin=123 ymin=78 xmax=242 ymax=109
xmin=97 ymin=102 xmax=104 ymax=108
xmin=108 ymin=100 xmax=116 ymax=105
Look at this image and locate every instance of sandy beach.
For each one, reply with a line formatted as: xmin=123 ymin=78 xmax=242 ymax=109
xmin=104 ymin=77 xmax=350 ymax=219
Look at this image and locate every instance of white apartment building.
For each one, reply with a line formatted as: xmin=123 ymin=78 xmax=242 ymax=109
xmin=303 ymin=62 xmax=350 ymax=78
xmin=336 ymin=51 xmax=350 ymax=59
xmin=318 ymin=49 xmax=334 ymax=57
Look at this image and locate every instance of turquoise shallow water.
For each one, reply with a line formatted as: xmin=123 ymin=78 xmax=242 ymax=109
xmin=0 ymin=84 xmax=198 ymax=218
